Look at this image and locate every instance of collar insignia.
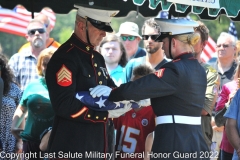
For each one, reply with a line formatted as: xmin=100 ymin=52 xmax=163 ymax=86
xmin=86 ymin=46 xmax=90 ymax=51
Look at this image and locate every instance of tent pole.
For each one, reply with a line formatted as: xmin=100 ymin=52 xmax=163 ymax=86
xmin=168 ymin=12 xmax=171 ymax=19
xmin=31 ymin=0 xmax=34 ymax=19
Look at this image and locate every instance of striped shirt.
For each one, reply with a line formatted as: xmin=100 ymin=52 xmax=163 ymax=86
xmin=8 ymin=49 xmax=39 ymax=90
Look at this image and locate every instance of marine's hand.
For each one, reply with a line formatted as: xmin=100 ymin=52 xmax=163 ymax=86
xmin=108 ymin=103 xmax=132 ymax=118
xmin=89 ymin=85 xmax=112 ymax=98
xmin=138 ymin=98 xmax=151 ymax=107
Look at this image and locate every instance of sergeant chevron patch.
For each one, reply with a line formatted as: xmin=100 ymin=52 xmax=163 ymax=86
xmin=56 ymin=64 xmax=72 ymax=86
xmin=154 ymin=68 xmax=165 ymax=78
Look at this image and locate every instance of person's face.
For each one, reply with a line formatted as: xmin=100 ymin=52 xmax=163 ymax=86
xmin=121 ymin=34 xmax=140 ymax=58
xmin=87 ymin=22 xmax=106 ymax=46
xmin=100 ymin=41 xmax=122 ymax=65
xmin=216 ymin=37 xmax=236 ymax=60
xmin=193 ymin=31 xmax=204 ymax=55
xmin=41 ymin=56 xmax=51 ymax=77
xmin=26 ymin=22 xmax=48 ymax=49
xmin=161 ymin=37 xmax=170 ymax=58
xmin=142 ymin=25 xmax=162 ymax=54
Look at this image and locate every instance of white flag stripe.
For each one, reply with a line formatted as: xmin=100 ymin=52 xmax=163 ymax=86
xmin=201 ymin=37 xmax=216 ymax=62
xmin=0 ymin=5 xmax=55 ymax=36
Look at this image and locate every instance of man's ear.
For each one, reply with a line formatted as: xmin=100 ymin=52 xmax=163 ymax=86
xmin=136 ymin=37 xmax=141 ymax=43
xmin=77 ymin=21 xmax=85 ymax=31
xmin=171 ymin=38 xmax=176 ymax=48
xmin=25 ymin=34 xmax=30 ymax=42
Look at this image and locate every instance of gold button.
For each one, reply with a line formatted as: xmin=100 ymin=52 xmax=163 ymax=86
xmin=86 ymin=46 xmax=90 ymax=51
xmin=106 ymin=76 xmax=108 ymax=79
xmin=89 ymin=75 xmax=91 ymax=77
xmin=99 ymin=81 xmax=102 ymax=85
xmin=96 ymin=116 xmax=99 ymax=119
xmin=98 ymin=72 xmax=101 ymax=76
xmin=94 ymin=63 xmax=97 ymax=67
xmin=92 ymin=55 xmax=94 ymax=58
xmin=88 ymin=114 xmax=91 ymax=118
xmin=104 ymin=117 xmax=106 ymax=120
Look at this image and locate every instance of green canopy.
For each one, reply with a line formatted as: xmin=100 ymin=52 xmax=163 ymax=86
xmin=0 ymin=0 xmax=240 ymax=20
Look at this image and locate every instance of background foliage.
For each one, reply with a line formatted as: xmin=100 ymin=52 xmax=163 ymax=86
xmin=0 ymin=10 xmax=239 ymax=58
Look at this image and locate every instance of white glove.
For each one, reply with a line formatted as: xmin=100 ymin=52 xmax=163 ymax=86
xmin=108 ymin=103 xmax=132 ymax=118
xmin=89 ymin=85 xmax=112 ymax=98
xmin=138 ymin=98 xmax=151 ymax=107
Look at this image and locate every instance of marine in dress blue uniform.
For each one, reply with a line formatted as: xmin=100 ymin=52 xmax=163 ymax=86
xmin=45 ymin=4 xmax=119 ymax=159
xmin=91 ymin=19 xmax=210 ymax=160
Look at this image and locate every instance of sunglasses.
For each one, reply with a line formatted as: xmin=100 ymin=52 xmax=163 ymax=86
xmin=27 ymin=28 xmax=46 ymax=35
xmin=142 ymin=35 xmax=159 ymax=40
xmin=216 ymin=44 xmax=232 ymax=48
xmin=121 ymin=36 xmax=136 ymax=41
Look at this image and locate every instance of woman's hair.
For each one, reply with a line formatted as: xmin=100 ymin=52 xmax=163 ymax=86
xmin=234 ymin=40 xmax=240 ymax=79
xmin=235 ymin=40 xmax=240 ymax=60
xmin=174 ymin=32 xmax=200 ymax=52
xmin=36 ymin=48 xmax=56 ymax=76
xmin=99 ymin=34 xmax=128 ymax=67
xmin=0 ymin=49 xmax=16 ymax=94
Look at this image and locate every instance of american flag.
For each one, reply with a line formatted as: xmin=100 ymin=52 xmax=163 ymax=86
xmin=157 ymin=11 xmax=216 ymax=63
xmin=75 ymin=91 xmax=139 ymax=111
xmin=0 ymin=5 xmax=56 ymax=36
xmin=228 ymin=21 xmax=238 ymax=40
xmin=200 ymin=37 xmax=216 ymax=63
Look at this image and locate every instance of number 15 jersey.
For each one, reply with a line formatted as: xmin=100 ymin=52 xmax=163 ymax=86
xmin=113 ymin=106 xmax=155 ymax=160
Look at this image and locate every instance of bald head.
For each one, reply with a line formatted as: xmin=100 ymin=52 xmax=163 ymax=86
xmin=35 ymin=14 xmax=51 ymax=33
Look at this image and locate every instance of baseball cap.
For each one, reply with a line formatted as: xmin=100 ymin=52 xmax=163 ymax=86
xmin=74 ymin=4 xmax=119 ymax=32
xmin=154 ymin=18 xmax=199 ymax=42
xmin=116 ymin=21 xmax=142 ymax=39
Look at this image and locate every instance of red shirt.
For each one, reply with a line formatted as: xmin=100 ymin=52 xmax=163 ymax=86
xmin=216 ymin=80 xmax=237 ymax=153
xmin=113 ymin=106 xmax=155 ymax=160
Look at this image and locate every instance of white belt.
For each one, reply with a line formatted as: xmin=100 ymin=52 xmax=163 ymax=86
xmin=155 ymin=115 xmax=201 ymax=125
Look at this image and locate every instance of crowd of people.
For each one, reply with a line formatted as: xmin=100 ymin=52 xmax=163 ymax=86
xmin=0 ymin=3 xmax=239 ymax=160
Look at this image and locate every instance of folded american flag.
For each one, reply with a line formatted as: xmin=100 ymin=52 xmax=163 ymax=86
xmin=76 ymin=91 xmax=139 ymax=111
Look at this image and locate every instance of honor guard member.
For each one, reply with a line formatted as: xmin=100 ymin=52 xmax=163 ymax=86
xmin=45 ymin=4 xmax=119 ymax=157
xmin=90 ymin=19 xmax=209 ymax=160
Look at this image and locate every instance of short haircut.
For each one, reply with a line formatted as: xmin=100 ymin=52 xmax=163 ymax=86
xmin=133 ymin=65 xmax=155 ymax=77
xmin=37 ymin=48 xmax=56 ymax=76
xmin=217 ymin=32 xmax=236 ymax=46
xmin=99 ymin=34 xmax=128 ymax=67
xmin=142 ymin=18 xmax=161 ymax=34
xmin=194 ymin=21 xmax=209 ymax=43
xmin=27 ymin=19 xmax=45 ymax=30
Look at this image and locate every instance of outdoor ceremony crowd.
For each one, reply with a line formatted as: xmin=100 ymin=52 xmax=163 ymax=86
xmin=0 ymin=3 xmax=240 ymax=160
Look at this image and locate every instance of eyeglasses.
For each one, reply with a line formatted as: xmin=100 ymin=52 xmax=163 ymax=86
xmin=121 ymin=36 xmax=136 ymax=41
xmin=142 ymin=35 xmax=159 ymax=40
xmin=216 ymin=44 xmax=233 ymax=48
xmin=27 ymin=28 xmax=46 ymax=35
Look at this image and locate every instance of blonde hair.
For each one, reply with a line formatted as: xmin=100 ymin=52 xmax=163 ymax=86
xmin=174 ymin=32 xmax=200 ymax=52
xmin=37 ymin=48 xmax=56 ymax=76
xmin=236 ymin=40 xmax=240 ymax=60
